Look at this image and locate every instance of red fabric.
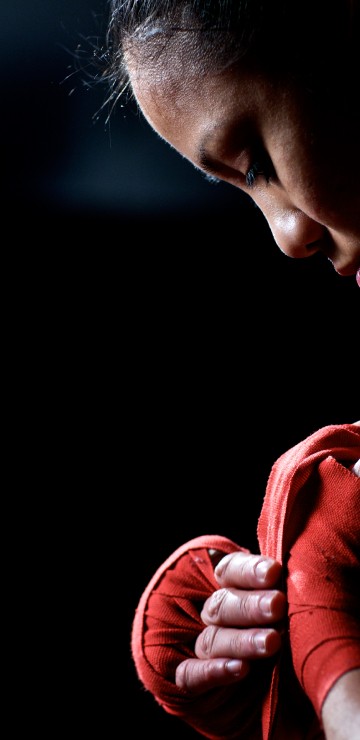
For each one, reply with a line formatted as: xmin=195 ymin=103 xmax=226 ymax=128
xmin=131 ymin=535 xmax=271 ymax=739
xmin=257 ymin=423 xmax=360 ymax=739
xmin=131 ymin=424 xmax=360 ymax=740
xmin=132 ymin=535 xmax=244 ymax=702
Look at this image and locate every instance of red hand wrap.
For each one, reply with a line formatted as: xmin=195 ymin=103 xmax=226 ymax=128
xmin=258 ymin=423 xmax=360 ymax=738
xmin=132 ymin=535 xmax=243 ymax=704
xmin=131 ymin=536 xmax=277 ymax=738
xmin=131 ymin=424 xmax=359 ymax=740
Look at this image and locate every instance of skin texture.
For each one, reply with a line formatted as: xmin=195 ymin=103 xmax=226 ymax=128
xmin=321 ymin=670 xmax=360 ymax=740
xmin=129 ymin=62 xmax=360 ymax=281
xmin=126 ymin=47 xmax=360 ymax=734
xmin=175 ymin=552 xmax=287 ymax=692
xmin=178 ymin=422 xmax=360 ymax=730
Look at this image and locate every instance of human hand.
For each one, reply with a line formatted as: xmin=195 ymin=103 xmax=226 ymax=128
xmin=175 ymin=551 xmax=286 ymax=694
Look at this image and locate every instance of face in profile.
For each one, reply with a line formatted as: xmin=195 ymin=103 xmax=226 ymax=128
xmin=128 ymin=54 xmax=360 ymax=283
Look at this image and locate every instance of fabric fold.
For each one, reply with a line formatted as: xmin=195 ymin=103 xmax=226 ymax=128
xmin=131 ymin=423 xmax=360 ymax=740
xmin=131 ymin=535 xmax=272 ymax=739
xmin=257 ymin=423 xmax=360 ymax=739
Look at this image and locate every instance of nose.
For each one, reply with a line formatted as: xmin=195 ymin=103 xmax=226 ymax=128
xmin=265 ymin=207 xmax=325 ymax=259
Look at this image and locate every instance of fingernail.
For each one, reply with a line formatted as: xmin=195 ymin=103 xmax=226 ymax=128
xmin=255 ymin=560 xmax=269 ymax=582
xmin=254 ymin=633 xmax=267 ymax=653
xmin=226 ymin=660 xmax=243 ymax=675
xmin=259 ymin=594 xmax=273 ymax=618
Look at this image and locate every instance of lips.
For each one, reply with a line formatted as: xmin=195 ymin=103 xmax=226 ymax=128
xmin=328 ymin=258 xmax=360 ymax=280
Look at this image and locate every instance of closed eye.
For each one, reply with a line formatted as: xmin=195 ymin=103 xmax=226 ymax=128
xmin=245 ymin=152 xmax=274 ymax=188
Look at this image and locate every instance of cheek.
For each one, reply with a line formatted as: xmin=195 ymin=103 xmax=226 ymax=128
xmin=267 ymin=100 xmax=360 ymax=223
xmin=292 ymin=120 xmax=360 ymax=223
xmin=300 ymin=176 xmax=360 ymax=232
xmin=273 ymin=145 xmax=358 ymax=229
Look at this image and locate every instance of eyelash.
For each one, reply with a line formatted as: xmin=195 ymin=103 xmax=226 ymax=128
xmin=245 ymin=158 xmax=273 ymax=188
xmin=201 ymin=151 xmax=274 ymax=188
xmin=204 ymin=173 xmax=221 ymax=185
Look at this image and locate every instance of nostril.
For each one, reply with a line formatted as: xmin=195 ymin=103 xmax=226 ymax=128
xmin=305 ymin=240 xmax=323 ymax=255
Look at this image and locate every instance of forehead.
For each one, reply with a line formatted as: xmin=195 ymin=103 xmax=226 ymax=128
xmin=129 ymin=58 xmax=265 ymax=161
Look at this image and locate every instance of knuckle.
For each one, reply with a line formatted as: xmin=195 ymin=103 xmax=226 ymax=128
xmin=196 ymin=625 xmax=219 ymax=657
xmin=229 ymin=633 xmax=241 ymax=655
xmin=216 ymin=552 xmax=260 ymax=585
xmin=205 ymin=588 xmax=228 ymax=621
xmin=214 ymin=553 xmax=234 ymax=579
xmin=228 ymin=629 xmax=251 ymax=658
xmin=230 ymin=628 xmax=263 ymax=658
xmin=176 ymin=659 xmax=203 ymax=692
xmin=202 ymin=660 xmax=216 ymax=683
xmin=175 ymin=660 xmax=188 ymax=690
xmin=182 ymin=661 xmax=196 ymax=690
xmin=240 ymin=593 xmax=257 ymax=621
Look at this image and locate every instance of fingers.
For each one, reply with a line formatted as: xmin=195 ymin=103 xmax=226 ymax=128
xmin=175 ymin=624 xmax=283 ymax=694
xmin=195 ymin=625 xmax=282 ymax=661
xmin=201 ymin=587 xmax=287 ymax=626
xmin=214 ymin=551 xmax=282 ymax=589
xmin=174 ymin=551 xmax=286 ymax=695
xmin=175 ymin=657 xmax=250 ymax=694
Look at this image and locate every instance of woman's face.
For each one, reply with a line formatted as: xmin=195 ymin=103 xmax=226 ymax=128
xmin=129 ymin=58 xmax=360 ymax=286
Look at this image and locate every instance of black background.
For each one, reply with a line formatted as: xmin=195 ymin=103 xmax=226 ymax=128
xmin=3 ymin=1 xmax=358 ymax=736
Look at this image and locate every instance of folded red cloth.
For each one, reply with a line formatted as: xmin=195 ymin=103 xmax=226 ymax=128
xmin=131 ymin=424 xmax=360 ymax=740
xmin=132 ymin=535 xmax=244 ymax=705
xmin=131 ymin=535 xmax=271 ymax=739
xmin=257 ymin=422 xmax=360 ymax=739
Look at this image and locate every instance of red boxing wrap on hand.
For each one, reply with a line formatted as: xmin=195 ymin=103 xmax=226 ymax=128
xmin=258 ymin=423 xmax=360 ymax=739
xmin=131 ymin=536 xmax=274 ymax=738
xmin=131 ymin=423 xmax=360 ymax=740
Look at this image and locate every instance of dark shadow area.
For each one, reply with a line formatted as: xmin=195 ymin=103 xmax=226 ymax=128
xmin=3 ymin=2 xmax=358 ymax=737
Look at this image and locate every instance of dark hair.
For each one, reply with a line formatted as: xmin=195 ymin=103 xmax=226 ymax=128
xmin=104 ymin=1 xmax=272 ymax=105
xmin=102 ymin=1 xmax=357 ymax=115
